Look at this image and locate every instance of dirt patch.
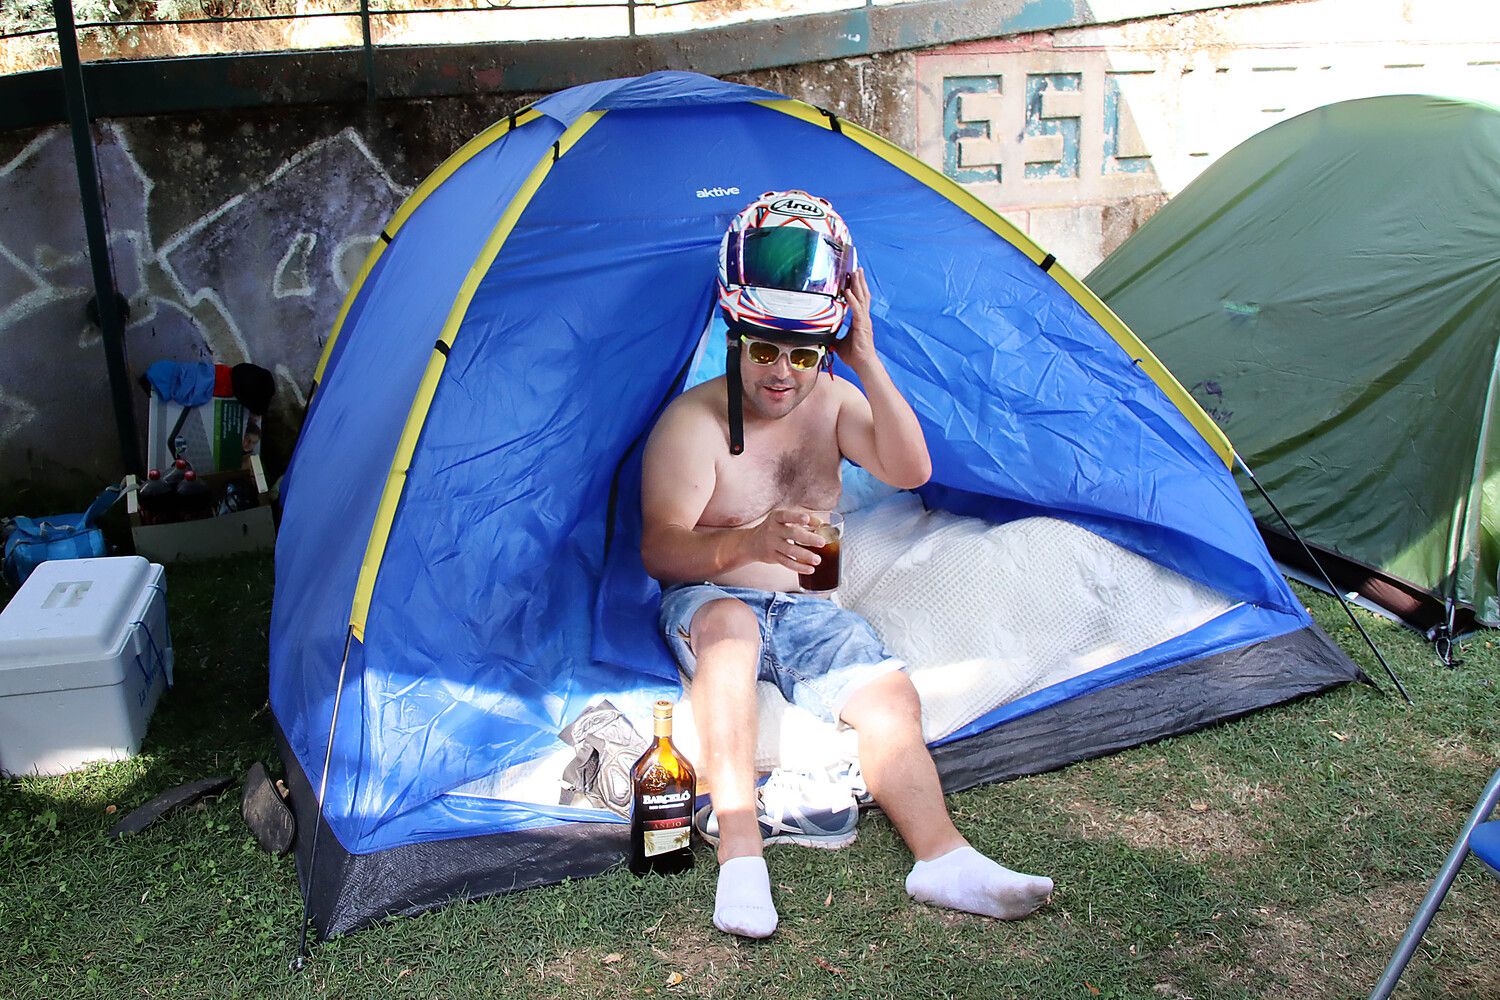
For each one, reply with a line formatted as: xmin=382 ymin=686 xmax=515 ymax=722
xmin=1317 ymin=879 xmax=1500 ymax=998
xmin=1249 ymin=904 xmax=1382 ymax=998
xmin=896 ymin=898 xmax=1048 ymax=958
xmin=1165 ymin=903 xmax=1381 ymax=998
xmin=1419 ymin=735 xmax=1497 ymax=772
xmin=649 ymin=923 xmax=748 ymax=987
xmin=1065 ymin=796 xmax=1261 ymax=861
xmin=1203 ymin=770 xmax=1283 ymax=812
xmin=1177 ymin=880 xmax=1500 ymax=998
xmin=526 ymin=927 xmax=746 ymax=999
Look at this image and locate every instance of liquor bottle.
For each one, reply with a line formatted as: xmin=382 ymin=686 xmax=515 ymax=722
xmin=629 ymin=700 xmax=697 ymax=876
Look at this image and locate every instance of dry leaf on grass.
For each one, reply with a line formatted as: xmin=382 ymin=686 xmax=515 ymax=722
xmin=1189 ymin=802 xmax=1208 ymax=812
xmin=666 ymin=971 xmax=684 ymax=987
xmin=1085 ymin=982 xmax=1101 ymax=995
xmin=105 ymin=805 xmax=117 ymax=814
xmin=824 ymin=889 xmax=833 ymax=907
xmin=814 ymin=957 xmax=846 ymax=975
xmin=602 ymin=954 xmax=622 ymax=964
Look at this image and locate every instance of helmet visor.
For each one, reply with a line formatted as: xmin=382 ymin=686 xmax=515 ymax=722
xmin=729 ymin=228 xmax=851 ymax=297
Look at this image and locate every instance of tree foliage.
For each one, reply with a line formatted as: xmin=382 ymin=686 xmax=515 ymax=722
xmin=3 ymin=0 xmax=291 ymax=36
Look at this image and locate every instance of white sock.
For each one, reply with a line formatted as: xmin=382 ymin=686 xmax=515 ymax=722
xmin=713 ymin=856 xmax=778 ymax=939
xmin=905 ymin=846 xmax=1053 ymax=920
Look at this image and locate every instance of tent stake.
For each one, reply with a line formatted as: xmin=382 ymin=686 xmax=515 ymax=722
xmin=1433 ymin=600 xmax=1462 ymax=669
xmin=294 ymin=628 xmax=356 ymax=967
xmin=1237 ymin=454 xmax=1412 ymax=705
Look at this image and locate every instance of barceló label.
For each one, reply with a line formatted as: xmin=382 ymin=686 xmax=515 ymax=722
xmin=643 ymin=791 xmax=691 ymax=806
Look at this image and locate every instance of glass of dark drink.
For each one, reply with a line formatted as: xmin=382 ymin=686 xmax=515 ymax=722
xmin=801 ymin=511 xmax=843 ymax=593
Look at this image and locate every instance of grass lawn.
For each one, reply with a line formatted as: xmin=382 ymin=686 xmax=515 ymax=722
xmin=0 ymin=553 xmax=1496 ymax=999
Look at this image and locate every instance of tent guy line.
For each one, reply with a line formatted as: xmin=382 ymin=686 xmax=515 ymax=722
xmin=1238 ymin=453 xmax=1408 ymax=703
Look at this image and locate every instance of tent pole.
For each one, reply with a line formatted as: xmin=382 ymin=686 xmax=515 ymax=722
xmin=292 ymin=628 xmax=356 ymax=969
xmin=1237 ymin=454 xmax=1411 ymax=704
xmin=53 ymin=0 xmax=144 ymax=476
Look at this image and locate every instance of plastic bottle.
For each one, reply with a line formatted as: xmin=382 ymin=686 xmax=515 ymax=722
xmin=176 ymin=470 xmax=214 ymax=521
xmin=138 ymin=469 xmax=175 ymax=525
xmin=162 ymin=457 xmax=190 ymax=489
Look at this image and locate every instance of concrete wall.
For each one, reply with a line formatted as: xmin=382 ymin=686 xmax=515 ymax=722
xmin=1 ymin=0 xmax=1495 ymax=508
xmin=917 ymin=0 xmax=1500 ymax=273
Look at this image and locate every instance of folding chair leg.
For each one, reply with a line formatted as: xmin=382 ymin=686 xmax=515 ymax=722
xmin=1369 ymin=767 xmax=1500 ymax=999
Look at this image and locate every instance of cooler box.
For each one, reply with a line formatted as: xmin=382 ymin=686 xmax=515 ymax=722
xmin=0 ymin=556 xmax=172 ymax=776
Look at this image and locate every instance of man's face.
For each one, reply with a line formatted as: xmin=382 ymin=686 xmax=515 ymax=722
xmin=738 ymin=337 xmax=822 ymax=421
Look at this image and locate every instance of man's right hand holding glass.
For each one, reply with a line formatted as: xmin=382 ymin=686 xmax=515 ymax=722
xmin=741 ymin=508 xmax=827 ymax=576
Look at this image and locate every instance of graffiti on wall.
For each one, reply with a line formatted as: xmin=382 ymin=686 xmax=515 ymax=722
xmin=159 ymin=134 xmax=401 ymax=411
xmin=0 ymin=125 xmax=406 ymax=489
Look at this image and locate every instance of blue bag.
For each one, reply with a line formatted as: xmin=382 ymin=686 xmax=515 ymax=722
xmin=2 ymin=485 xmax=122 ymax=587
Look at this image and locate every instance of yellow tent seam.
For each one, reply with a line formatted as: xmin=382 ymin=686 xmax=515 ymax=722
xmin=348 ymin=110 xmax=605 ymax=636
xmin=755 ymin=99 xmax=1234 ymax=468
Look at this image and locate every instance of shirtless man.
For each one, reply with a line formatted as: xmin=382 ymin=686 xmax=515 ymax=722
xmin=639 ymin=191 xmax=1053 ymax=939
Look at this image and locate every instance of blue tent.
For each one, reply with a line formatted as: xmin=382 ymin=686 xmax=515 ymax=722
xmin=271 ymin=71 xmax=1360 ymax=937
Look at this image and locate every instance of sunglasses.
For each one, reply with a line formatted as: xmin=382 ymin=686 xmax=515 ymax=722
xmin=740 ymin=337 xmax=828 ymax=371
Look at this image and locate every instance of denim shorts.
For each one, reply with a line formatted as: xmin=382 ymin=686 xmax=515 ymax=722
xmin=659 ymin=583 xmax=905 ymax=724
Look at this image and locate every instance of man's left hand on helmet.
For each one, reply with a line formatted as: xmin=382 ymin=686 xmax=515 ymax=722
xmin=835 ymin=267 xmax=878 ymax=372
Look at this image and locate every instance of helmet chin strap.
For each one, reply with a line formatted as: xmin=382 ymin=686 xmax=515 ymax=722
xmin=727 ymin=337 xmax=745 ymax=456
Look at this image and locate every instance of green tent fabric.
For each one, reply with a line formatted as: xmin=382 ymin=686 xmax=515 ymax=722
xmin=1087 ymin=95 xmax=1500 ymax=629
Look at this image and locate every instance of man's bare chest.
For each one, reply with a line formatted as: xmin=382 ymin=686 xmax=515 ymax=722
xmin=701 ymin=434 xmax=843 ymax=527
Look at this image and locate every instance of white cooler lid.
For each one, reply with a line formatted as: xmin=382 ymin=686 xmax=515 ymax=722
xmin=0 ymin=556 xmax=162 ymax=696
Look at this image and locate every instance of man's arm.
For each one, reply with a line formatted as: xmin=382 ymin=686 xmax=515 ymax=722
xmin=640 ymin=397 xmax=827 ymax=582
xmin=833 ymin=269 xmax=932 ymax=490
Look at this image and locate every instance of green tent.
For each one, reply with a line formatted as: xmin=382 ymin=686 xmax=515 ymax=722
xmin=1087 ymin=95 xmax=1500 ymax=633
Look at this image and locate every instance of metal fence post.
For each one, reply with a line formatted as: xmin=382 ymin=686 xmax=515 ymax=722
xmin=51 ymin=0 xmax=144 ymax=477
xmin=360 ymin=0 xmax=376 ymax=104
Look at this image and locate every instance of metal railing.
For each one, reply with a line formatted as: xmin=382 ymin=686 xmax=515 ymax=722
xmin=1 ymin=0 xmax=870 ymax=48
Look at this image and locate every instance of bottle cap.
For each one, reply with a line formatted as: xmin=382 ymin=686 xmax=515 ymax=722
xmin=652 ymin=700 xmax=673 ymax=721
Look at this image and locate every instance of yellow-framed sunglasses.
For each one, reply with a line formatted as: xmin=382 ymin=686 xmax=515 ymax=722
xmin=739 ymin=336 xmax=828 ymax=371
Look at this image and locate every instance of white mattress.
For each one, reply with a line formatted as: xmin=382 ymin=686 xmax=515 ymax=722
xmin=676 ymin=491 xmax=1234 ymax=772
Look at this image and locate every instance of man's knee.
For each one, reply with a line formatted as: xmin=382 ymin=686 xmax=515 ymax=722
xmin=840 ymin=671 xmax=922 ymax=732
xmin=689 ymin=598 xmax=760 ymax=655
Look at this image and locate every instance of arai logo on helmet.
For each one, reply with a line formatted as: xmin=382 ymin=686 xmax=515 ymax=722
xmin=769 ymin=196 xmax=826 ymax=219
xmin=696 ymin=186 xmax=741 ymax=198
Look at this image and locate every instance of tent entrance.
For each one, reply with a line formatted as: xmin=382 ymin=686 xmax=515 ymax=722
xmin=450 ymin=490 xmax=1240 ymax=803
xmin=669 ymin=491 xmax=1241 ymax=775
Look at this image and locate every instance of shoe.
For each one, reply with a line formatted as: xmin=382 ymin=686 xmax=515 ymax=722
xmin=695 ymin=769 xmax=859 ymax=850
xmin=240 ymin=761 xmax=295 ymax=855
xmin=827 ymin=760 xmax=872 ymax=807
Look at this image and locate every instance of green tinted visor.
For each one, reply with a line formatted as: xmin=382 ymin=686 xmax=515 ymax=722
xmin=727 ymin=228 xmax=852 ymax=296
